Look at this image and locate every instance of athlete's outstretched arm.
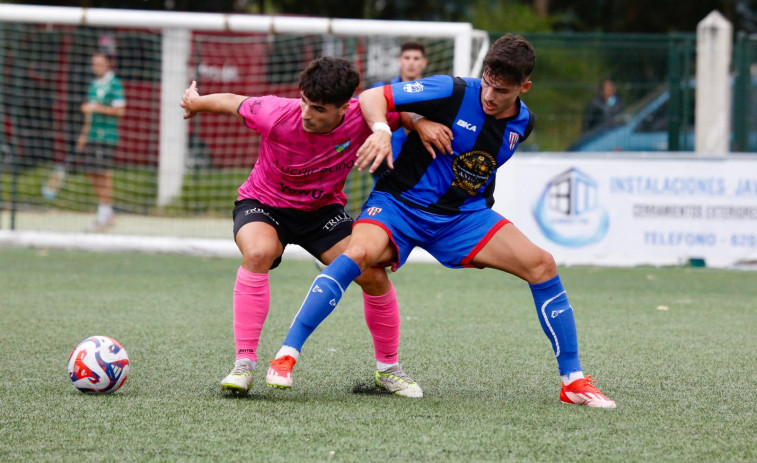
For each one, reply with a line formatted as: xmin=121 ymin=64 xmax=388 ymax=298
xmin=180 ymin=80 xmax=247 ymax=120
xmin=357 ymin=87 xmax=393 ymax=173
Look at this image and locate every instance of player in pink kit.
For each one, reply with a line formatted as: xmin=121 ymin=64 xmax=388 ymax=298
xmin=180 ymin=57 xmax=422 ymax=396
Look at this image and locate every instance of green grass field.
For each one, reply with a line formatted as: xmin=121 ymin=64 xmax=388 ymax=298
xmin=1 ymin=248 xmax=755 ymax=462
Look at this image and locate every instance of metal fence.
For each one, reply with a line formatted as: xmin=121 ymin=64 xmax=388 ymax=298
xmin=515 ymin=31 xmax=756 ymax=154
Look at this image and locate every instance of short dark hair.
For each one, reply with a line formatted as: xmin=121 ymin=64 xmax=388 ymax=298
xmin=400 ymin=40 xmax=425 ymax=56
xmin=298 ymin=57 xmax=360 ymax=107
xmin=483 ymin=34 xmax=535 ymax=85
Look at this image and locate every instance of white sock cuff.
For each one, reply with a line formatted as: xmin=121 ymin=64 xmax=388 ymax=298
xmin=235 ymin=358 xmax=257 ymax=370
xmin=276 ymin=345 xmax=300 ymax=362
xmin=562 ymin=371 xmax=585 ymax=385
xmin=376 ymin=360 xmax=399 ymax=372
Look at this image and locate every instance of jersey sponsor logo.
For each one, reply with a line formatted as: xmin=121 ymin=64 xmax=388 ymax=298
xmin=279 ymin=183 xmax=325 ymax=199
xmin=273 ymin=157 xmax=354 ymax=176
xmin=243 ymin=207 xmax=280 ymax=225
xmin=366 ymin=207 xmax=382 ymax=216
xmin=402 ymin=81 xmax=424 ymax=93
xmin=322 ymin=212 xmax=353 ymax=231
xmin=335 ymin=139 xmax=351 ymax=153
xmin=451 ymin=150 xmax=496 ymax=195
xmin=509 ymin=132 xmax=519 ymax=150
xmin=456 ymin=119 xmax=477 ymax=132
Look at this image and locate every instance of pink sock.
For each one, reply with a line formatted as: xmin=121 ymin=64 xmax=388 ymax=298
xmin=363 ymin=282 xmax=400 ymax=364
xmin=233 ymin=267 xmax=270 ymax=362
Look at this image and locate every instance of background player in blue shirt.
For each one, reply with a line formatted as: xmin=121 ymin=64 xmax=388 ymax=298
xmin=369 ymin=40 xmax=428 ymax=180
xmin=267 ymin=34 xmax=616 ymax=408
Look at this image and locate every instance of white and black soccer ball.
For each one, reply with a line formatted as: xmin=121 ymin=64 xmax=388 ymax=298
xmin=67 ymin=336 xmax=130 ymax=393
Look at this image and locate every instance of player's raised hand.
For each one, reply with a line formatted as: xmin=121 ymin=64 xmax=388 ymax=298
xmin=181 ymin=80 xmax=199 ymax=119
xmin=414 ymin=117 xmax=453 ymax=158
xmin=356 ymin=130 xmax=393 ymax=173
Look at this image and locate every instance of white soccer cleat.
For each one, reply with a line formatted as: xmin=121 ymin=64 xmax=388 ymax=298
xmin=560 ymin=375 xmax=616 ymax=408
xmin=85 ymin=216 xmax=116 ymax=233
xmin=220 ymin=358 xmax=255 ymax=395
xmin=375 ymin=365 xmax=423 ymax=398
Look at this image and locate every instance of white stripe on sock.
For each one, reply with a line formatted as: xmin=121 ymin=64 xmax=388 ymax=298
xmin=540 ymin=291 xmax=566 ymax=357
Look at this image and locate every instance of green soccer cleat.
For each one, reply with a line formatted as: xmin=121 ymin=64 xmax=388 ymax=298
xmin=375 ymin=365 xmax=423 ymax=398
xmin=220 ymin=358 xmax=255 ymax=395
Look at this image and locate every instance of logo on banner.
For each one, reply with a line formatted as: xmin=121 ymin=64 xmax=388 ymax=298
xmin=366 ymin=207 xmax=382 ymax=216
xmin=533 ymin=168 xmax=609 ymax=247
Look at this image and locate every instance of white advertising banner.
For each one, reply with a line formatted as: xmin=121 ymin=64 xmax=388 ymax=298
xmin=492 ymin=154 xmax=757 ymax=268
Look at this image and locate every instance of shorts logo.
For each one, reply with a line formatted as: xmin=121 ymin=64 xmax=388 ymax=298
xmin=366 ymin=207 xmax=382 ymax=216
xmin=335 ymin=139 xmax=351 ymax=153
xmin=509 ymin=132 xmax=519 ymax=150
xmin=243 ymin=207 xmax=279 ymax=225
xmin=402 ymin=81 xmax=424 ymax=93
xmin=323 ymin=212 xmax=353 ymax=231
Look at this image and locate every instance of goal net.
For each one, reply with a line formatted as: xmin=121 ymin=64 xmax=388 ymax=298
xmin=0 ymin=5 xmax=488 ymax=255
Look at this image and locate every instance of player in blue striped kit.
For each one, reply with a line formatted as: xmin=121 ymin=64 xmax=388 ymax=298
xmin=267 ymin=34 xmax=616 ymax=408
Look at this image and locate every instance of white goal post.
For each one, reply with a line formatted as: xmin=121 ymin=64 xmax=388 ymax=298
xmin=0 ymin=3 xmax=488 ymax=257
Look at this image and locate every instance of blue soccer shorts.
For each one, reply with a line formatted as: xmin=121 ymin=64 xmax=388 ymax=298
xmin=355 ymin=191 xmax=510 ymax=271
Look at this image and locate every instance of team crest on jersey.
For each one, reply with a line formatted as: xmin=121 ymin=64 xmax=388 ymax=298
xmin=508 ymin=132 xmax=519 ymax=150
xmin=402 ymin=81 xmax=424 ymax=93
xmin=335 ymin=139 xmax=351 ymax=153
xmin=366 ymin=207 xmax=382 ymax=216
xmin=451 ymin=150 xmax=496 ymax=195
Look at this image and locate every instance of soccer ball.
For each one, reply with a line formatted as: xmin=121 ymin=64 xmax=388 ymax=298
xmin=67 ymin=336 xmax=130 ymax=393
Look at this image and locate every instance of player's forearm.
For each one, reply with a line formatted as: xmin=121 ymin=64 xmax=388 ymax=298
xmin=188 ymin=93 xmax=247 ymax=117
xmin=102 ymin=105 xmax=126 ymax=118
xmin=359 ymin=87 xmax=389 ymax=126
xmin=400 ymin=112 xmax=423 ymax=131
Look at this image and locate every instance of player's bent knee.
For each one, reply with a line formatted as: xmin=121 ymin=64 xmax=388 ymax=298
xmin=530 ymin=250 xmax=558 ymax=283
xmin=241 ymin=248 xmax=277 ymax=272
xmin=344 ymin=245 xmax=376 ymax=270
xmin=354 ymin=266 xmax=390 ymax=294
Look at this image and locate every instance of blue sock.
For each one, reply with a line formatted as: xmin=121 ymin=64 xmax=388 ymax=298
xmin=282 ymin=255 xmax=362 ymax=351
xmin=529 ymin=275 xmax=582 ymax=375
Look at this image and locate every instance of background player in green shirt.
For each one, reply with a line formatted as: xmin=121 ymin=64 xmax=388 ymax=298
xmin=78 ymin=52 xmax=126 ymax=231
xmin=43 ymin=51 xmax=126 ymax=231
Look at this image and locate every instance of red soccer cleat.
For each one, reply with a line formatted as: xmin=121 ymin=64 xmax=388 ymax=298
xmin=266 ymin=355 xmax=296 ymax=389
xmin=560 ymin=375 xmax=616 ymax=408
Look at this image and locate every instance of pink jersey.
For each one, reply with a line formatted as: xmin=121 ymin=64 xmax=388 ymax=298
xmin=236 ymin=96 xmax=400 ymax=211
